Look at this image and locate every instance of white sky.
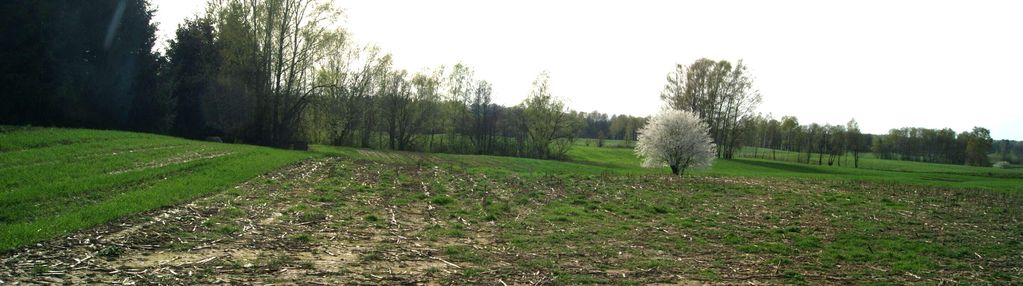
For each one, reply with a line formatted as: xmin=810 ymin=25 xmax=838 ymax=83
xmin=153 ymin=0 xmax=1022 ymax=140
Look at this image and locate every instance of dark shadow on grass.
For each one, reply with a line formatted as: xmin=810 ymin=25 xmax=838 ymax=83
xmin=731 ymin=159 xmax=834 ymax=175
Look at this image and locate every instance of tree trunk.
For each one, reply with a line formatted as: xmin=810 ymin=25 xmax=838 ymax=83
xmin=670 ymin=165 xmax=679 ymax=175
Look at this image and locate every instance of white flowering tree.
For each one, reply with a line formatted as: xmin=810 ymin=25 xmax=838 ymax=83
xmin=635 ymin=110 xmax=717 ymax=177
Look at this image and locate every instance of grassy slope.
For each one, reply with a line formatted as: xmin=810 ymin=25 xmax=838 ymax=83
xmin=0 ymin=127 xmax=312 ymax=251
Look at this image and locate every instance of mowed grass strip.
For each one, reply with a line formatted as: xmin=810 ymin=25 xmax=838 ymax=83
xmin=0 ymin=127 xmax=313 ymax=252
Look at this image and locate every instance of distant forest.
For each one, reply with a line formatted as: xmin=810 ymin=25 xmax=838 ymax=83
xmin=1 ymin=0 xmax=1019 ymax=166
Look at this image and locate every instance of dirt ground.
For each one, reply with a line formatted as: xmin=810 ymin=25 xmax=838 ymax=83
xmin=0 ymin=158 xmax=607 ymax=285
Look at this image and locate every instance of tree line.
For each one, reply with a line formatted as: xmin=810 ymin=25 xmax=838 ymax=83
xmin=1 ymin=1 xmax=1015 ymax=166
xmin=577 ymin=112 xmax=647 ymax=147
xmin=653 ymin=58 xmax=1015 ymax=168
xmin=992 ymin=140 xmax=1023 ymax=165
xmin=156 ymin=0 xmax=594 ymax=159
xmin=738 ymin=115 xmax=1004 ymax=167
xmin=871 ymin=127 xmax=996 ymax=166
xmin=1 ymin=0 xmax=166 ymax=131
xmin=0 ymin=0 xmax=645 ymax=160
xmin=737 ymin=115 xmax=869 ymax=167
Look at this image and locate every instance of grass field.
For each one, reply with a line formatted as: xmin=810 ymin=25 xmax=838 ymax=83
xmin=2 ymin=128 xmax=1022 ymax=284
xmin=315 ymin=143 xmax=1023 ymax=192
xmin=0 ymin=127 xmax=312 ymax=252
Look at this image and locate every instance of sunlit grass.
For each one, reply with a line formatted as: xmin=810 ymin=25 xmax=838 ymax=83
xmin=0 ymin=127 xmax=312 ymax=251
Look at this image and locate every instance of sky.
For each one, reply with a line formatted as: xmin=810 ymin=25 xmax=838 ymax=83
xmin=152 ymin=0 xmax=1022 ymax=140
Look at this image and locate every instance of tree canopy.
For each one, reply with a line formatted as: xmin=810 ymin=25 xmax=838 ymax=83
xmin=661 ymin=58 xmax=760 ymax=159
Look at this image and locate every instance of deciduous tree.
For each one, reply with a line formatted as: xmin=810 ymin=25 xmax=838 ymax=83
xmin=661 ymin=58 xmax=760 ymax=159
xmin=635 ymin=110 xmax=716 ymax=177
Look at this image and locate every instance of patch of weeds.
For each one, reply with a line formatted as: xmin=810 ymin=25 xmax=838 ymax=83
xmin=353 ymin=184 xmax=373 ymax=192
xmin=431 ymin=195 xmax=455 ymax=206
xmin=289 ymin=233 xmax=315 ymax=243
xmin=738 ymin=242 xmax=793 ymax=255
xmin=769 ymin=256 xmax=793 ymax=266
xmin=444 ymin=223 xmax=466 ymax=238
xmin=673 ymin=237 xmax=691 ymax=252
xmin=782 ymin=269 xmax=806 ymax=284
xmin=482 ymin=214 xmax=498 ymax=221
xmin=220 ymin=206 xmax=245 ymax=218
xmin=723 ymin=233 xmax=746 ymax=245
xmin=259 ymin=254 xmax=294 ymax=271
xmin=443 ymin=245 xmax=484 ymax=264
xmin=414 ymin=192 xmax=429 ymax=200
xmin=97 ymin=246 xmax=125 ymax=259
xmin=287 ymin=204 xmax=310 ymax=213
xmin=215 ymin=223 xmax=241 ymax=235
xmin=364 ymin=214 xmax=379 ymax=222
xmin=314 ymin=193 xmax=341 ymax=203
xmin=461 ymin=267 xmax=484 ymax=277
xmin=484 ymin=202 xmax=511 ymax=221
xmin=698 ymin=269 xmax=721 ymax=280
xmin=225 ymin=188 xmax=244 ymax=197
xmin=514 ymin=197 xmax=530 ymax=205
xmin=297 ymin=260 xmax=315 ymax=269
xmin=297 ymin=209 xmax=327 ymax=223
xmin=820 ymin=235 xmax=936 ymax=273
xmin=543 ymin=204 xmax=590 ymax=223
xmin=430 ymin=181 xmax=448 ymax=193
xmin=793 ymin=234 xmax=821 ymax=249
xmin=31 ymin=264 xmax=50 ymax=275
xmin=360 ymin=248 xmax=385 ymax=262
xmin=672 ymin=217 xmax=698 ymax=228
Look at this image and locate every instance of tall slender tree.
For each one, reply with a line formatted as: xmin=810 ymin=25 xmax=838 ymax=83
xmin=661 ymin=58 xmax=760 ymax=159
xmin=209 ymin=0 xmax=342 ymax=146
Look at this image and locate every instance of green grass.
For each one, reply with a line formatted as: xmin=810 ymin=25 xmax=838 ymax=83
xmin=313 ymin=144 xmax=1023 ymax=192
xmin=727 ymin=147 xmax=1023 ymax=191
xmin=0 ymin=127 xmax=313 ymax=252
